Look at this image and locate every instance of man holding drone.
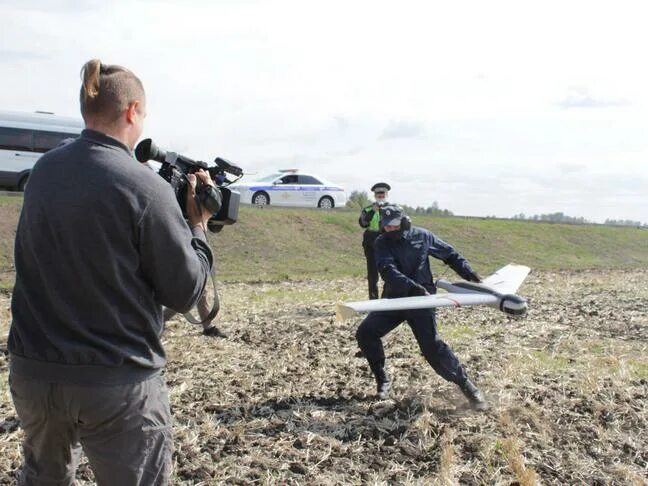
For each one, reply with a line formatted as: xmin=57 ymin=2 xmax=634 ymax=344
xmin=355 ymin=205 xmax=489 ymax=410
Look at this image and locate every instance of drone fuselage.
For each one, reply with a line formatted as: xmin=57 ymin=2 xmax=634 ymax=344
xmin=436 ymin=280 xmax=528 ymax=316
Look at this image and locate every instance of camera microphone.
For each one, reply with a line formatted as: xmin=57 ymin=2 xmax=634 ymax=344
xmin=214 ymin=157 xmax=243 ymax=177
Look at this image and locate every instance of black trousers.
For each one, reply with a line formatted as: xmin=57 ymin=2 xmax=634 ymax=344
xmin=356 ymin=308 xmax=468 ymax=384
xmin=362 ymin=231 xmax=380 ymax=299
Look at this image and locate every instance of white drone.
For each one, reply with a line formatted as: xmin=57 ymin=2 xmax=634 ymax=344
xmin=337 ymin=264 xmax=530 ymax=321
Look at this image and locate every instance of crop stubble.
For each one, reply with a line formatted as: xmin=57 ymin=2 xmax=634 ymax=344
xmin=0 ymin=269 xmax=646 ymax=485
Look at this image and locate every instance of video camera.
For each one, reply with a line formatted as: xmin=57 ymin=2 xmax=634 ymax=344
xmin=135 ymin=139 xmax=242 ymax=232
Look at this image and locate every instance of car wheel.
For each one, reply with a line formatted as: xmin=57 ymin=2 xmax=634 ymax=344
xmin=18 ymin=173 xmax=30 ymax=192
xmin=318 ymin=196 xmax=334 ymax=209
xmin=252 ymin=191 xmax=270 ymax=206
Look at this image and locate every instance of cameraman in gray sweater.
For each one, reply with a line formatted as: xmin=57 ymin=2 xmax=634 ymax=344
xmin=8 ymin=59 xmax=213 ymax=485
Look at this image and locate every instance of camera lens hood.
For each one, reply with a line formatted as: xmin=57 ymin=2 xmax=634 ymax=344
xmin=135 ymin=138 xmax=166 ymax=163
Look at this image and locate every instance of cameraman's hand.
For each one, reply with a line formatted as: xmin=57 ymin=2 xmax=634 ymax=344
xmin=186 ymin=170 xmax=214 ymax=230
xmin=194 ymin=169 xmax=215 ymax=188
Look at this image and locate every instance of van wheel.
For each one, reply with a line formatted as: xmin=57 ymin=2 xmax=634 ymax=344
xmin=252 ymin=191 xmax=270 ymax=206
xmin=18 ymin=174 xmax=30 ymax=192
xmin=318 ymin=196 xmax=334 ymax=209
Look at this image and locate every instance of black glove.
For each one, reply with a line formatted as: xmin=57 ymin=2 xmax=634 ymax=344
xmin=466 ymin=272 xmax=482 ymax=283
xmin=408 ymin=283 xmax=429 ymax=297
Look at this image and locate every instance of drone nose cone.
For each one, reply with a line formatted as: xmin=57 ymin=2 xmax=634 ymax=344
xmin=500 ymin=294 xmax=528 ymax=316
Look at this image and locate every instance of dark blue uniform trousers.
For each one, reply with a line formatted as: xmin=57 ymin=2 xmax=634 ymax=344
xmin=356 ymin=307 xmax=468 ymax=384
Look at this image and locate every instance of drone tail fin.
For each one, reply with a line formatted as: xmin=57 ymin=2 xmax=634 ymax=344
xmin=481 ymin=264 xmax=531 ymax=295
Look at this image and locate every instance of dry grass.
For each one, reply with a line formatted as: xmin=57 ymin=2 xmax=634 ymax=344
xmin=436 ymin=427 xmax=455 ymax=486
xmin=1 ymin=269 xmax=647 ymax=484
xmin=502 ymin=438 xmax=537 ymax=486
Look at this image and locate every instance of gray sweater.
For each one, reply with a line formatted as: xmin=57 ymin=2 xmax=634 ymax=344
xmin=9 ymin=129 xmax=213 ymax=385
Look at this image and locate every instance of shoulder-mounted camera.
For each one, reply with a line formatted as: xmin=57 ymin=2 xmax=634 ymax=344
xmin=135 ymin=138 xmax=243 ymax=232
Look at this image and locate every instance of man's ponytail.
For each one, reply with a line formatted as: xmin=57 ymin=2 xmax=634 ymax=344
xmin=79 ymin=58 xmax=144 ymax=124
xmin=81 ymin=59 xmax=101 ymax=103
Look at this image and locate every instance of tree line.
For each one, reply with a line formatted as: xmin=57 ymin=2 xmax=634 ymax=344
xmin=345 ymin=190 xmax=454 ymax=217
xmin=346 ymin=191 xmax=646 ymax=227
xmin=512 ymin=212 xmax=647 ymax=227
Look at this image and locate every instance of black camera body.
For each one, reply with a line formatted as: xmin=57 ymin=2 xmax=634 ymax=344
xmin=135 ymin=139 xmax=242 ymax=232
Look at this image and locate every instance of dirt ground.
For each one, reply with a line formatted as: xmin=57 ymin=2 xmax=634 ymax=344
xmin=1 ymin=270 xmax=647 ymax=485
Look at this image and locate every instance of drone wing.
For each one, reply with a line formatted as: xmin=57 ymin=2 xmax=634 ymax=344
xmin=481 ymin=264 xmax=530 ymax=295
xmin=336 ymin=264 xmax=531 ymax=321
xmin=336 ymin=293 xmax=497 ymax=321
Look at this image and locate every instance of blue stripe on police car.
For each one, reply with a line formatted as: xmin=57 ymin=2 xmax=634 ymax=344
xmin=248 ymin=186 xmax=344 ymax=192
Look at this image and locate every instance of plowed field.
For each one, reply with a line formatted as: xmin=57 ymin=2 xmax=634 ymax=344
xmin=1 ymin=270 xmax=647 ymax=484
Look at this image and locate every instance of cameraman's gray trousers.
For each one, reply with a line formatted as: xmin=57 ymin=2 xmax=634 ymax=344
xmin=9 ymin=373 xmax=173 ymax=486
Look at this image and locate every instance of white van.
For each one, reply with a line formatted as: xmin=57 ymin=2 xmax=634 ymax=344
xmin=0 ymin=110 xmax=83 ymax=190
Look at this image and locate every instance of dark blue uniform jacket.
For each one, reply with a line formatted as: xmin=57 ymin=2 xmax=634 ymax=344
xmin=374 ymin=226 xmax=477 ymax=298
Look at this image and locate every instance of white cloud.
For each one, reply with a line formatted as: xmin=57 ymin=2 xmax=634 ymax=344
xmin=379 ymin=120 xmax=426 ymax=140
xmin=1 ymin=0 xmax=647 ymax=223
xmin=557 ymin=86 xmax=630 ymax=109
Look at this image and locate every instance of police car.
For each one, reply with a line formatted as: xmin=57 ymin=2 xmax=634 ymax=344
xmin=230 ymin=170 xmax=346 ymax=208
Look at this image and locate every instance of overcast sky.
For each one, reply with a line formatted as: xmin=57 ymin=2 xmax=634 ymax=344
xmin=2 ymin=0 xmax=647 ymax=223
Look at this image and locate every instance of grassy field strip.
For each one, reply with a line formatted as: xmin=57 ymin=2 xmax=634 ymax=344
xmin=2 ymin=196 xmax=647 ymax=290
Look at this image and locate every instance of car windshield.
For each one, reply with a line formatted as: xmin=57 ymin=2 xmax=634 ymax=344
xmin=252 ymin=173 xmax=282 ymax=182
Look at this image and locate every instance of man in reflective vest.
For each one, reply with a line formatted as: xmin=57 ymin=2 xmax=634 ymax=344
xmin=358 ymin=182 xmax=391 ymax=299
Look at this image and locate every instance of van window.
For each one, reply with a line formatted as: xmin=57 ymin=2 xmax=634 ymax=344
xmin=0 ymin=127 xmax=32 ymax=151
xmin=0 ymin=127 xmax=76 ymax=153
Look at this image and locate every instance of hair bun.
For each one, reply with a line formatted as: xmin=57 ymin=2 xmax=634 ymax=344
xmin=81 ymin=59 xmax=101 ymax=101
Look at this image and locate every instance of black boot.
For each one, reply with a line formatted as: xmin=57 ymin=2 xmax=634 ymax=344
xmin=376 ymin=377 xmax=391 ymax=399
xmin=369 ymin=360 xmax=391 ymax=399
xmin=458 ymin=379 xmax=489 ymax=411
xmin=202 ymin=326 xmax=227 ymax=338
